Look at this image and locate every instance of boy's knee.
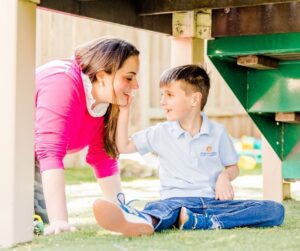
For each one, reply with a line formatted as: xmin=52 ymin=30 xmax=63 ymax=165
xmin=275 ymin=203 xmax=285 ymax=226
xmin=267 ymin=201 xmax=285 ymax=226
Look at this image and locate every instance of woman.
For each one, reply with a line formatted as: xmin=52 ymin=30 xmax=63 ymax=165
xmin=34 ymin=37 xmax=140 ymax=235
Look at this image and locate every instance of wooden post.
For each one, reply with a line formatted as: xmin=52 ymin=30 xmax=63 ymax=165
xmin=283 ymin=181 xmax=292 ymax=200
xmin=171 ymin=10 xmax=210 ymax=67
xmin=262 ymin=136 xmax=284 ymax=202
xmin=171 ymin=37 xmax=205 ymax=66
xmin=0 ymin=0 xmax=38 ymax=248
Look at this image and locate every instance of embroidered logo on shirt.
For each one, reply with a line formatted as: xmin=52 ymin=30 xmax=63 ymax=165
xmin=206 ymin=146 xmax=212 ymax=153
xmin=200 ymin=146 xmax=217 ymax=157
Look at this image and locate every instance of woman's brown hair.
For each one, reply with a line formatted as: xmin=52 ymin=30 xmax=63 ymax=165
xmin=75 ymin=37 xmax=139 ymax=158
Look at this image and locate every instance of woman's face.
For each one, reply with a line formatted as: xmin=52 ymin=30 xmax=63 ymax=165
xmin=98 ymin=55 xmax=140 ymax=106
xmin=113 ymin=55 xmax=140 ymax=106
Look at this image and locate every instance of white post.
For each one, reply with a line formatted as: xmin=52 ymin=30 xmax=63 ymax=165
xmin=262 ymin=136 xmax=283 ymax=202
xmin=0 ymin=0 xmax=38 ymax=248
xmin=171 ymin=37 xmax=205 ymax=67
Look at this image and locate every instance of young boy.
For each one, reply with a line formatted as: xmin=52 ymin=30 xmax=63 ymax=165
xmin=93 ymin=65 xmax=284 ymax=237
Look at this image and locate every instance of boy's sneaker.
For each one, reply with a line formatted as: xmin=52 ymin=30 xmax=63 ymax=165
xmin=93 ymin=193 xmax=154 ymax=237
xmin=178 ymin=207 xmax=197 ymax=230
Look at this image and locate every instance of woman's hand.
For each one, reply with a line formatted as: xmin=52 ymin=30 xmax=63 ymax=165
xmin=44 ymin=220 xmax=77 ymax=235
xmin=119 ymin=94 xmax=134 ymax=111
xmin=116 ymin=93 xmax=137 ymax=154
xmin=215 ymin=172 xmax=234 ymax=200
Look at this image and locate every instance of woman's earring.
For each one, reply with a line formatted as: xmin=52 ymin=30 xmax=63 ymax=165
xmin=99 ymin=80 xmax=104 ymax=87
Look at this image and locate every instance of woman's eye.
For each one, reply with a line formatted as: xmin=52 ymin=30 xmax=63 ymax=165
xmin=125 ymin=75 xmax=134 ymax=81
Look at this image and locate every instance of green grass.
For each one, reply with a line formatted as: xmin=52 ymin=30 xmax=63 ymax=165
xmin=64 ymin=167 xmax=95 ymax=185
xmin=64 ymin=167 xmax=156 ymax=185
xmin=8 ymin=200 xmax=300 ymax=251
xmin=6 ymin=166 xmax=300 ymax=251
xmin=64 ymin=164 xmax=262 ymax=185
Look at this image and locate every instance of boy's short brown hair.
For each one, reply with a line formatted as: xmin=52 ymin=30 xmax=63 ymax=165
xmin=159 ymin=64 xmax=210 ymax=110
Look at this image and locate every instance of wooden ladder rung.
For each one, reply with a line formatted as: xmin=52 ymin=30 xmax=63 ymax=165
xmin=275 ymin=112 xmax=300 ymax=123
xmin=237 ymin=55 xmax=278 ymax=70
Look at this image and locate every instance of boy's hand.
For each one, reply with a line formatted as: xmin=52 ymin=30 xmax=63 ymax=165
xmin=215 ymin=172 xmax=234 ymax=200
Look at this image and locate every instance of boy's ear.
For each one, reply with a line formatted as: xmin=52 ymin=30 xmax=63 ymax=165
xmin=191 ymin=92 xmax=202 ymax=107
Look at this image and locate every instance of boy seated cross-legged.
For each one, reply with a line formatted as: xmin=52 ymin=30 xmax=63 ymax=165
xmin=93 ymin=65 xmax=285 ymax=237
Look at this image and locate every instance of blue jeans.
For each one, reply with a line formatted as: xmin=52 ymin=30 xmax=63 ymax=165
xmin=142 ymin=197 xmax=284 ymax=232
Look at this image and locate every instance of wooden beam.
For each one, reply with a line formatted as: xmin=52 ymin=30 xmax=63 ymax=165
xmin=212 ymin=2 xmax=300 ymax=37
xmin=140 ymin=14 xmax=172 ymax=35
xmin=38 ymin=0 xmax=172 ymax=35
xmin=275 ymin=112 xmax=300 ymax=123
xmin=39 ymin=0 xmax=80 ymax=14
xmin=237 ymin=55 xmax=278 ymax=70
xmin=283 ymin=181 xmax=292 ymax=200
xmin=138 ymin=0 xmax=300 ymax=15
xmin=37 ymin=0 xmax=300 ymax=35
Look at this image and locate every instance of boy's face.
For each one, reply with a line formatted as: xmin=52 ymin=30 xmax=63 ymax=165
xmin=160 ymin=80 xmax=199 ymax=121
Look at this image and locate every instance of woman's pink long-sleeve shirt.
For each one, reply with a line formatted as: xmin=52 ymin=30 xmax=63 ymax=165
xmin=35 ymin=59 xmax=118 ymax=178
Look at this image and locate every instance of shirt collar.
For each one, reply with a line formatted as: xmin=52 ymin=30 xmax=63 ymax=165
xmin=199 ymin=112 xmax=211 ymax=136
xmin=172 ymin=112 xmax=211 ymax=139
xmin=173 ymin=121 xmax=186 ymax=138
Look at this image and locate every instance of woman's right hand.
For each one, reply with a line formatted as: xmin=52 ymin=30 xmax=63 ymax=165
xmin=44 ymin=220 xmax=77 ymax=235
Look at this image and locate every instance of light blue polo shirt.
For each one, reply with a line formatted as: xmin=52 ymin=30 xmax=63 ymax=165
xmin=131 ymin=113 xmax=238 ymax=199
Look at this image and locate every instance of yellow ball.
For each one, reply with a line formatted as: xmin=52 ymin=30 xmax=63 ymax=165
xmin=238 ymin=156 xmax=256 ymax=170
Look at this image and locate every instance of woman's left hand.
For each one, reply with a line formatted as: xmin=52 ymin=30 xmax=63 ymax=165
xmin=119 ymin=94 xmax=134 ymax=111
